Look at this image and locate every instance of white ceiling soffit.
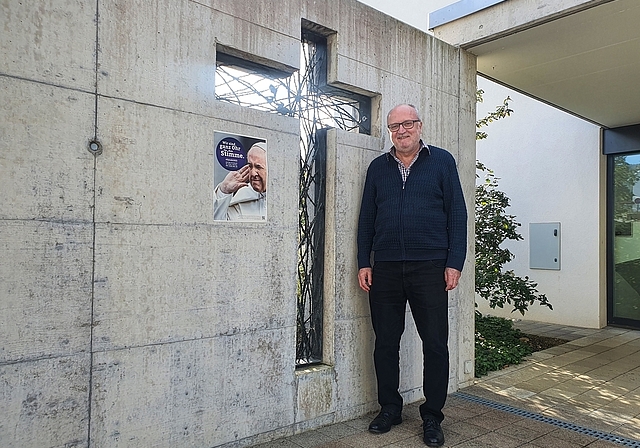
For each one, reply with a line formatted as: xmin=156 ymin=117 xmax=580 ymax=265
xmin=438 ymin=0 xmax=640 ymax=129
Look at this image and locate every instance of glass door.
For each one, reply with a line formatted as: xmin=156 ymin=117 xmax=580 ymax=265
xmin=610 ymin=152 xmax=640 ymax=327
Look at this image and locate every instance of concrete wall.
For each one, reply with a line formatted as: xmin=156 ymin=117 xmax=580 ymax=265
xmin=475 ymin=77 xmax=605 ymax=328
xmin=0 ymin=1 xmax=476 ymax=447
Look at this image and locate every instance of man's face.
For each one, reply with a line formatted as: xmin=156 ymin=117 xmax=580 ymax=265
xmin=387 ymin=105 xmax=422 ymax=154
xmin=247 ymin=147 xmax=267 ymax=193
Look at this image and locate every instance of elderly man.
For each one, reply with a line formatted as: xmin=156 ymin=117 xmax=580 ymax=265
xmin=357 ymin=104 xmax=467 ymax=447
xmin=214 ymin=142 xmax=267 ymax=221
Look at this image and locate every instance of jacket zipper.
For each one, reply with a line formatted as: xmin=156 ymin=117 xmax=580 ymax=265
xmin=400 ymin=175 xmax=406 ymax=258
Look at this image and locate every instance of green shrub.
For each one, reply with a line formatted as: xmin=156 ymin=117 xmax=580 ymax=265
xmin=474 ymin=314 xmax=532 ymax=377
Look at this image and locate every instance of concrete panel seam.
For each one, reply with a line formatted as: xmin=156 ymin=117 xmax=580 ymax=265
xmin=0 ymin=72 xmax=95 ymax=97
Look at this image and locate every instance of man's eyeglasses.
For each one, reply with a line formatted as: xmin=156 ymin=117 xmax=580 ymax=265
xmin=387 ymin=120 xmax=421 ymax=132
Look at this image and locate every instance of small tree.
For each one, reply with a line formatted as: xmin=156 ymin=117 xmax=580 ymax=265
xmin=475 ymin=90 xmax=552 ymax=315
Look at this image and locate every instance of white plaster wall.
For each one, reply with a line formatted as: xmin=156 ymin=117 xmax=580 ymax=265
xmin=0 ymin=0 xmax=476 ymax=446
xmin=475 ymin=77 xmax=604 ymax=328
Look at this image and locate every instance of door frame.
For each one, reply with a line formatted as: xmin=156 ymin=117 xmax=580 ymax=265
xmin=605 ymin=124 xmax=640 ymax=329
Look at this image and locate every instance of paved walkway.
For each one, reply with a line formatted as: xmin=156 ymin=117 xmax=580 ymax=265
xmin=254 ymin=321 xmax=640 ymax=448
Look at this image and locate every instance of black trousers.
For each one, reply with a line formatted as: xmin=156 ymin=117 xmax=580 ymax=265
xmin=369 ymin=260 xmax=449 ymax=423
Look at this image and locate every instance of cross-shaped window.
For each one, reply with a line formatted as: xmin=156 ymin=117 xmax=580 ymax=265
xmin=215 ymin=25 xmax=372 ymax=366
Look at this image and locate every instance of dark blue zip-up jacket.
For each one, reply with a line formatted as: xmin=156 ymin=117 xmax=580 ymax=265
xmin=357 ymin=144 xmax=468 ymax=272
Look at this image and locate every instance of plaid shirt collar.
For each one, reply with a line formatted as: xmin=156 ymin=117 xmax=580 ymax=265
xmin=390 ymin=141 xmax=430 ymax=183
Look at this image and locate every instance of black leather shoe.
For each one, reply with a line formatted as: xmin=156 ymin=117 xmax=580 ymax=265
xmin=368 ymin=410 xmax=402 ymax=434
xmin=422 ymin=419 xmax=444 ymax=447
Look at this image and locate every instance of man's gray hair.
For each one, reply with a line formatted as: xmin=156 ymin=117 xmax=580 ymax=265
xmin=387 ymin=104 xmax=421 ymax=121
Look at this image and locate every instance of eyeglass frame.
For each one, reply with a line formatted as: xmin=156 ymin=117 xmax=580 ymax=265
xmin=387 ymin=119 xmax=421 ymax=132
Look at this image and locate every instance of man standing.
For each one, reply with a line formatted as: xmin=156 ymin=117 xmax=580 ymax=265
xmin=214 ymin=142 xmax=267 ymax=221
xmin=357 ymin=104 xmax=467 ymax=447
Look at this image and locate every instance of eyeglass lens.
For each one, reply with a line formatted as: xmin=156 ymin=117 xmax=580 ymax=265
xmin=389 ymin=120 xmax=418 ymax=131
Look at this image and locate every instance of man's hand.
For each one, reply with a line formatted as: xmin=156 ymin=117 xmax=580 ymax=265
xmin=358 ymin=267 xmax=373 ymax=292
xmin=219 ymin=165 xmax=250 ymax=194
xmin=444 ymin=267 xmax=461 ymax=291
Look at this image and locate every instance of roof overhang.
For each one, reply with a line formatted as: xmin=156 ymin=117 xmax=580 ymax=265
xmin=430 ymin=0 xmax=640 ymax=129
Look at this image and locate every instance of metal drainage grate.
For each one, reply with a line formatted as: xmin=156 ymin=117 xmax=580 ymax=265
xmin=453 ymin=391 xmax=640 ymax=447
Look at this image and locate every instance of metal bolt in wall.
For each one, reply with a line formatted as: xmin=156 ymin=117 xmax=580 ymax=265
xmin=88 ymin=140 xmax=102 ymax=156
